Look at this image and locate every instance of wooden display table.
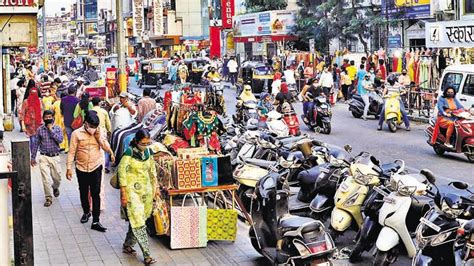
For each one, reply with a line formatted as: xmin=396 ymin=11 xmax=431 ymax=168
xmin=168 ymin=184 xmax=238 ymax=196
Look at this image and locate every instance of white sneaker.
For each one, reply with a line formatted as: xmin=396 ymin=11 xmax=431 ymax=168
xmin=444 ymin=143 xmax=454 ymax=149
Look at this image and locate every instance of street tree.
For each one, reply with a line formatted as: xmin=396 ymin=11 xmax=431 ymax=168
xmin=244 ymin=0 xmax=287 ymax=12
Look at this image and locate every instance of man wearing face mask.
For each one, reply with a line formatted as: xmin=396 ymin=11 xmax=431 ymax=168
xmin=360 ymin=73 xmax=374 ymax=120
xmin=398 ymin=69 xmax=411 ymax=86
xmin=207 ymin=67 xmax=220 ymax=81
xmin=110 ymin=92 xmax=137 ymax=132
xmin=67 ymin=110 xmax=115 ymax=231
xmin=30 ymin=110 xmax=64 ymax=207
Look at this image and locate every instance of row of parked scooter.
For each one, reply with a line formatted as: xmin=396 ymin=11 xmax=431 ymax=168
xmin=218 ymin=127 xmax=473 ymax=265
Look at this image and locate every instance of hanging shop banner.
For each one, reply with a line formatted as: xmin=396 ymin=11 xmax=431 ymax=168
xmin=0 ymin=0 xmax=39 ymax=13
xmin=221 ymin=0 xmax=234 ymax=29
xmin=132 ymin=0 xmax=144 ymax=39
xmin=209 ymin=0 xmax=222 ymax=27
xmin=153 ymin=0 xmax=163 ymax=36
xmin=425 ymin=21 xmax=474 ymax=48
xmin=209 ymin=26 xmax=221 ymax=57
xmin=388 ymin=34 xmax=402 ymax=48
xmin=381 ymin=0 xmax=431 ymax=19
xmin=233 ymin=10 xmax=296 ymax=37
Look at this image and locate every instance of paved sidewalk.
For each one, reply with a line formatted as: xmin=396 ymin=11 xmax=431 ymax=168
xmin=5 ymin=131 xmax=262 ymax=266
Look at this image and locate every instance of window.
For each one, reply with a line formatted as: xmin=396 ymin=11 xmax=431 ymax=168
xmin=441 ymin=73 xmax=463 ymax=93
xmin=466 ymin=0 xmax=474 ymax=14
xmin=463 ymin=75 xmax=474 ymax=96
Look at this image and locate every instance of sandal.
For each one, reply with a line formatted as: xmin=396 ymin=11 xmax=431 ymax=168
xmin=122 ymin=245 xmax=137 ymax=256
xmin=144 ymin=257 xmax=157 ymax=265
xmin=44 ymin=199 xmax=52 ymax=207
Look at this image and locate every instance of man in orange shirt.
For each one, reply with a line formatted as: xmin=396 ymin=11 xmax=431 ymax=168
xmin=66 ymin=110 xmax=115 ymax=232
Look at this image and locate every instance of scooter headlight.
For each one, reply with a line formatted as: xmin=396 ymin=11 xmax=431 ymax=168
xmin=343 ymin=193 xmax=360 ymax=207
xmin=431 ymin=230 xmax=455 ymax=246
xmin=354 ymin=174 xmax=373 ymax=185
xmin=397 ymin=181 xmax=416 ymax=196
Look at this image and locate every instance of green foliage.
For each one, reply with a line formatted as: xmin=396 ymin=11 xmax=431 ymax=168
xmin=244 ymin=0 xmax=287 ymax=12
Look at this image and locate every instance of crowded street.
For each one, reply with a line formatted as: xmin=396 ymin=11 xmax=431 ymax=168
xmin=1 ymin=0 xmax=474 ymax=266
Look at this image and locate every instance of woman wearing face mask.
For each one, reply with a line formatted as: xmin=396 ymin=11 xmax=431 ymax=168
xmin=118 ymin=129 xmax=157 ymax=265
xmin=432 ymin=87 xmax=465 ymax=148
xmin=20 ymin=86 xmax=43 ymax=152
xmin=74 ymin=92 xmax=93 ymax=121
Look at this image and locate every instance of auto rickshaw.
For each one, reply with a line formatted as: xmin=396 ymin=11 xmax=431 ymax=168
xmin=138 ymin=58 xmax=169 ymax=88
xmin=237 ymin=61 xmax=274 ymax=97
xmin=184 ymin=58 xmax=210 ymax=85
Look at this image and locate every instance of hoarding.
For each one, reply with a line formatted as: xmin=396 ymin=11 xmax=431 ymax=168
xmin=209 ymin=0 xmax=222 ymax=27
xmin=0 ymin=0 xmax=40 ymax=13
xmin=153 ymin=0 xmax=163 ymax=36
xmin=233 ymin=10 xmax=296 ymax=37
xmin=425 ymin=21 xmax=474 ymax=48
xmin=381 ymin=0 xmax=431 ymax=19
xmin=221 ymin=0 xmax=234 ymax=29
xmin=132 ymin=0 xmax=144 ymax=39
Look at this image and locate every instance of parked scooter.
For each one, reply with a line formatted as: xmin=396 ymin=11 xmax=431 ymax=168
xmin=373 ymin=170 xmax=435 ymax=265
xmin=266 ymin=110 xmax=290 ymax=137
xmin=413 ymin=181 xmax=473 ymax=266
xmin=302 ymin=95 xmax=332 ymax=134
xmin=348 ymin=90 xmax=383 ymax=119
xmin=233 ymin=99 xmax=260 ymax=127
xmin=425 ymin=109 xmax=474 ymax=162
xmin=283 ymin=110 xmax=301 ymax=136
xmin=329 ymin=158 xmax=406 ymax=241
xmin=249 ymin=170 xmax=335 ymax=265
xmin=454 ymin=219 xmax=474 ymax=265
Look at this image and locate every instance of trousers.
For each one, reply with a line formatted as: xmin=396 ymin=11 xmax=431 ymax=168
xmin=76 ymin=165 xmax=103 ymax=222
xmin=378 ymin=100 xmax=410 ymax=127
xmin=39 ymin=155 xmax=62 ymax=199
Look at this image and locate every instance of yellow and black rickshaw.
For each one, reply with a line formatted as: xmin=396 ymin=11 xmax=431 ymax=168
xmin=237 ymin=61 xmax=274 ymax=97
xmin=138 ymin=58 xmax=169 ymax=88
xmin=184 ymin=58 xmax=210 ymax=84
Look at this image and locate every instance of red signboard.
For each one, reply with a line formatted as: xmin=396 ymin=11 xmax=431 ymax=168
xmin=85 ymin=87 xmax=107 ymax=99
xmin=209 ymin=26 xmax=221 ymax=58
xmin=0 ymin=0 xmax=33 ymax=6
xmin=221 ymin=0 xmax=234 ymax=29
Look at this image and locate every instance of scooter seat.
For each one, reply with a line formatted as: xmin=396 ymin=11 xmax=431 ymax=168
xmin=244 ymin=158 xmax=276 ymax=169
xmin=279 ymin=214 xmax=320 ymax=232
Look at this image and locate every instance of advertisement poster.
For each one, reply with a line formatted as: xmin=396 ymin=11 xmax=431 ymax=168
xmin=221 ymin=0 xmax=234 ymax=29
xmin=153 ymin=0 xmax=163 ymax=36
xmin=270 ymin=11 xmax=296 ymax=35
xmin=132 ymin=0 xmax=144 ymax=38
xmin=382 ymin=0 xmax=431 ymax=19
xmin=209 ymin=0 xmax=222 ymax=27
xmin=233 ymin=10 xmax=296 ymax=37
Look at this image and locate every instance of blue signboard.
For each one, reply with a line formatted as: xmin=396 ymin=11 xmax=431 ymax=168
xmin=388 ymin=34 xmax=402 ymax=48
xmin=381 ymin=0 xmax=431 ymax=19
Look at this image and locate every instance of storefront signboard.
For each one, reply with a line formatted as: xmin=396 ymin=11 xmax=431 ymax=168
xmin=221 ymin=0 xmax=234 ymax=29
xmin=382 ymin=0 xmax=431 ymax=19
xmin=233 ymin=10 xmax=296 ymax=38
xmin=132 ymin=0 xmax=144 ymax=39
xmin=426 ymin=20 xmax=474 ymax=48
xmin=153 ymin=0 xmax=163 ymax=36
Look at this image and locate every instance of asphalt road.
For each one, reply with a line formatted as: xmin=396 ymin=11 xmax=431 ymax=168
xmin=128 ymin=79 xmax=472 ymax=265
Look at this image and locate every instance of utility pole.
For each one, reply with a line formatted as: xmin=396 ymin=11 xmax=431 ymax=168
xmin=83 ymin=0 xmax=86 ymax=44
xmin=42 ymin=5 xmax=48 ymax=70
xmin=116 ymin=0 xmax=127 ymax=92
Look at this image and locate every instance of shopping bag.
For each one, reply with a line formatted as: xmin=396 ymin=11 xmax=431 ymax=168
xmin=170 ymin=194 xmax=207 ymax=249
xmin=150 ymin=189 xmax=170 ymax=236
xmin=201 ymin=157 xmax=218 ymax=187
xmin=217 ymin=156 xmax=234 ymax=185
xmin=156 ymin=157 xmax=175 ymax=189
xmin=71 ymin=114 xmax=83 ymax=129
xmin=207 ymin=191 xmax=238 ymax=241
xmin=175 ymin=158 xmax=202 ymax=189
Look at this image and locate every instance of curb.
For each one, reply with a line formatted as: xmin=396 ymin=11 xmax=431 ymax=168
xmin=408 ymin=115 xmax=429 ymax=124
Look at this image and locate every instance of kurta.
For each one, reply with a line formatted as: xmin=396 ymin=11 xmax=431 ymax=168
xmin=52 ymin=100 xmax=69 ymax=151
xmin=118 ymin=147 xmax=157 ymax=228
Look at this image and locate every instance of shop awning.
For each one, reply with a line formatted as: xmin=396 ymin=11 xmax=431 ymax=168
xmin=233 ymin=35 xmax=298 ymax=43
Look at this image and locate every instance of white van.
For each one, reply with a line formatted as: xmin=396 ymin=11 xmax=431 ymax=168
xmin=438 ymin=65 xmax=474 ymax=109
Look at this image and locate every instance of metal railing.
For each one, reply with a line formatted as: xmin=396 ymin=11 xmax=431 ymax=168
xmin=402 ymin=86 xmax=438 ymax=119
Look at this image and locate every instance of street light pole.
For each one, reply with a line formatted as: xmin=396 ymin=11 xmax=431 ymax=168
xmin=42 ymin=6 xmax=48 ymax=70
xmin=116 ymin=0 xmax=127 ymax=92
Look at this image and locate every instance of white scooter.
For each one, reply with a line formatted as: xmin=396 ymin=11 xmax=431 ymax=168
xmin=265 ymin=110 xmax=290 ymax=137
xmin=374 ymin=170 xmax=435 ymax=265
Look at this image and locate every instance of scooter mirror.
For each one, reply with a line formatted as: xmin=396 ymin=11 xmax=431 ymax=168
xmin=344 ymin=144 xmax=352 ymax=153
xmin=420 ymin=169 xmax=436 ymax=184
xmin=450 ymin=181 xmax=469 ymax=190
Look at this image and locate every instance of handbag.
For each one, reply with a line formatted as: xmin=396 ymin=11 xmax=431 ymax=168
xmin=149 ymin=189 xmax=170 ymax=236
xmin=207 ymin=191 xmax=238 ymax=241
xmin=157 ymin=157 xmax=175 ymax=189
xmin=201 ymin=157 xmax=218 ymax=187
xmin=110 ymin=171 xmax=119 ymax=189
xmin=170 ymin=194 xmax=207 ymax=249
xmin=71 ymin=114 xmax=83 ymax=129
xmin=217 ymin=156 xmax=234 ymax=185
xmin=175 ymin=158 xmax=202 ymax=189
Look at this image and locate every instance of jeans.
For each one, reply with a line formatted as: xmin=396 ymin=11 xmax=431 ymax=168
xmin=77 ymin=165 xmax=103 ymax=222
xmin=229 ymin=72 xmax=237 ymax=85
xmin=104 ymin=152 xmax=110 ymax=170
xmin=65 ymin=126 xmax=73 ymax=145
xmin=361 ymin=94 xmax=370 ymax=118
xmin=307 ymin=102 xmax=315 ymax=122
xmin=378 ymin=100 xmax=410 ymax=127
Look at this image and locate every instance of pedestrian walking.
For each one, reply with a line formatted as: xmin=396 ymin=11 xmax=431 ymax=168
xmin=66 ymin=110 xmax=115 ymax=231
xmin=137 ymin=88 xmax=156 ymax=123
xmin=227 ymin=56 xmax=238 ymax=86
xmin=52 ymin=92 xmax=69 ymax=151
xmin=222 ymin=55 xmax=229 ymax=81
xmin=20 ymin=86 xmax=42 ymax=152
xmin=60 ymin=86 xmax=80 ymax=142
xmin=110 ymin=92 xmax=137 ymax=132
xmin=346 ymin=60 xmax=357 ymax=99
xmin=91 ymin=97 xmax=112 ymax=173
xmin=30 ymin=110 xmax=63 ymax=207
xmin=74 ymin=92 xmax=93 ymax=121
xmin=318 ymin=67 xmax=334 ymax=100
xmin=332 ymin=64 xmax=341 ymax=103
xmin=340 ymin=68 xmax=352 ymax=102
xmin=119 ymin=129 xmax=157 ymax=265
xmin=356 ymin=64 xmax=367 ymax=97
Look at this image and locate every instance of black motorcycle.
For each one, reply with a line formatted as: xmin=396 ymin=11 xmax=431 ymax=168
xmin=233 ymin=98 xmax=260 ymax=127
xmin=249 ymin=169 xmax=335 ymax=265
xmin=413 ymin=181 xmax=473 ymax=266
xmin=348 ymin=89 xmax=383 ymax=119
xmin=301 ymin=94 xmax=332 ymax=134
xmin=454 ymin=219 xmax=474 ymax=265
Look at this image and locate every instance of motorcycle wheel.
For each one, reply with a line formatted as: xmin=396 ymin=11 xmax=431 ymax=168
xmin=373 ymin=249 xmax=393 ymax=266
xmin=433 ymin=146 xmax=446 ymax=156
xmin=387 ymin=119 xmax=397 ymax=133
xmin=352 ymin=111 xmax=362 ymax=118
xmin=249 ymin=228 xmax=263 ymax=255
xmin=323 ymin=123 xmax=331 ymax=135
xmin=328 ymin=226 xmax=341 ymax=242
xmin=466 ymin=153 xmax=474 ymax=163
